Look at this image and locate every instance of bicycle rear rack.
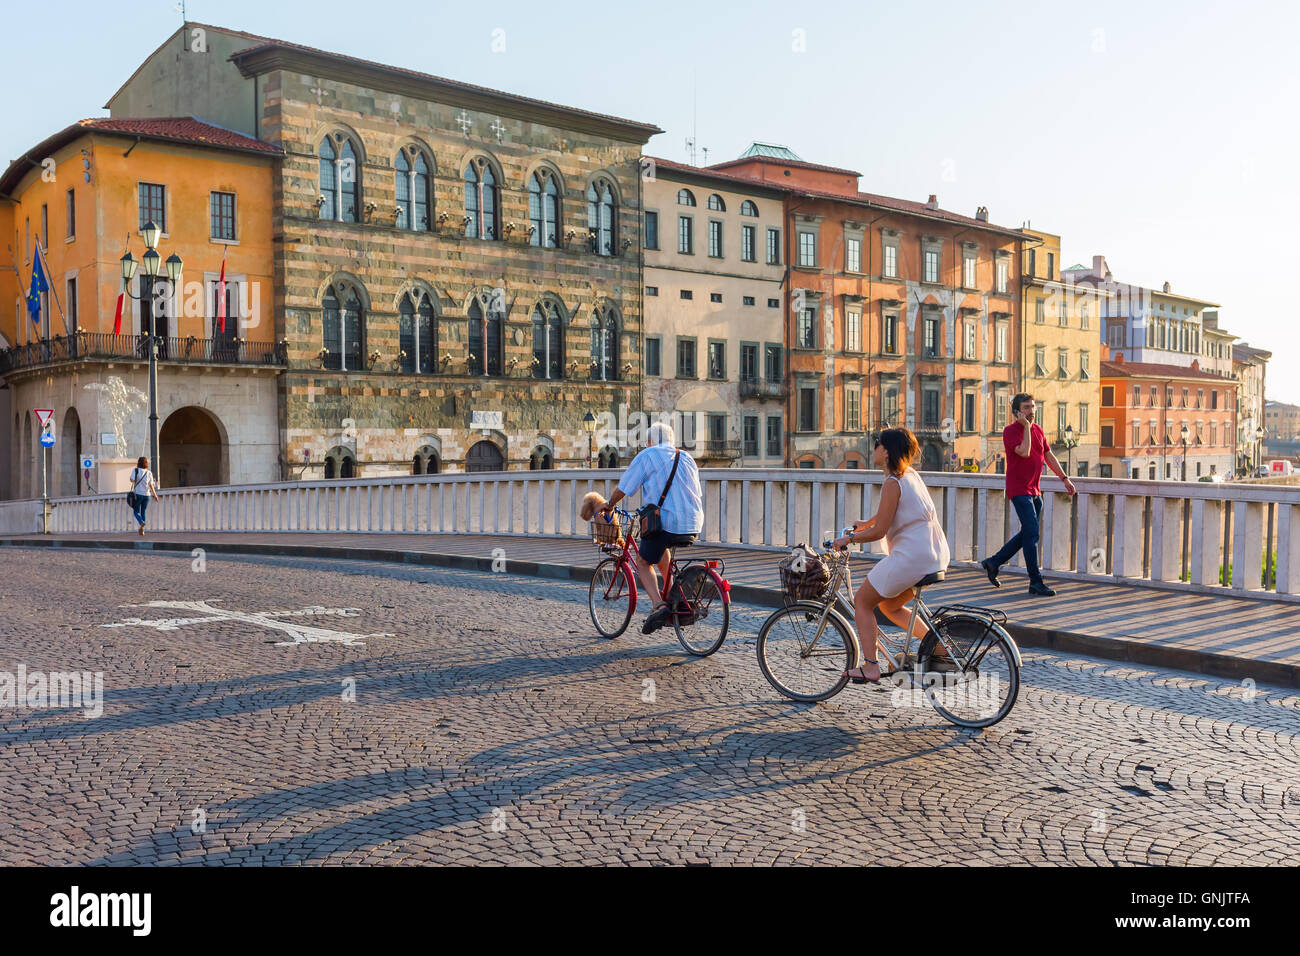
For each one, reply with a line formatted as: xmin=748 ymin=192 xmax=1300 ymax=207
xmin=930 ymin=604 xmax=1008 ymax=626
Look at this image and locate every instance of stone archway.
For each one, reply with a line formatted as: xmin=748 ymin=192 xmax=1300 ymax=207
xmin=466 ymin=440 xmax=504 ymax=473
xmin=59 ymin=407 xmax=83 ymax=497
xmin=159 ymin=406 xmax=226 ymax=488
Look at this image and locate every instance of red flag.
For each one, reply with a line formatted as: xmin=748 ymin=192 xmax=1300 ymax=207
xmin=217 ymin=247 xmax=227 ymax=334
xmin=113 ymin=281 xmax=124 ymax=335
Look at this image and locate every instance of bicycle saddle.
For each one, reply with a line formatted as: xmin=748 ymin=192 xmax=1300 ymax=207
xmin=913 ymin=571 xmax=946 ymax=588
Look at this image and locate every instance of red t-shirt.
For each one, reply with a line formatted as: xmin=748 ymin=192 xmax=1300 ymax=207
xmin=1004 ymin=421 xmax=1047 ymax=498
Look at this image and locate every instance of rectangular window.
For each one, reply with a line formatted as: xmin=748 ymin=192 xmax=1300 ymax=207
xmin=708 ymin=220 xmax=723 ymax=258
xmin=846 ymin=386 xmax=861 ymax=431
xmin=1058 ymin=404 xmax=1067 ymax=439
xmin=995 ymin=258 xmax=1008 ymax=293
xmin=1197 ymin=388 xmax=1204 ymax=409
xmin=965 ymin=322 xmax=977 ymax=359
xmin=963 ymin=392 xmax=977 ymax=432
xmin=962 ymin=250 xmax=976 ymax=288
xmin=1081 ymin=351 xmax=1091 ymax=380
xmin=645 ymin=337 xmax=661 ymax=376
xmin=708 ymin=340 xmax=726 ymax=379
xmin=995 ymin=393 xmax=1008 ymax=430
xmin=767 ymin=297 xmax=780 ymax=308
xmin=680 ymin=289 xmax=693 ymax=300
xmin=1059 ymin=299 xmax=1069 ymax=327
xmin=1058 ymin=348 xmax=1069 ymax=379
xmin=680 ymin=413 xmax=697 ymax=448
xmin=1133 ymin=385 xmax=1141 ymax=406
xmin=923 ymin=316 xmax=939 ymax=357
xmin=138 ymin=182 xmax=166 ymax=232
xmin=710 ymin=292 xmax=723 ymax=303
xmin=766 ymin=416 xmax=782 ymax=457
xmin=882 ymin=387 xmax=899 ymax=425
xmin=741 ymin=224 xmax=756 ymax=262
xmin=995 ymin=323 xmax=1007 ymax=362
xmin=923 ymin=389 xmax=940 ymax=428
xmin=743 ymin=416 xmax=759 ymax=457
xmin=845 ymin=310 xmax=861 ymax=352
xmin=764 ymin=344 xmax=781 ymax=381
xmin=644 ymin=210 xmax=659 ymax=250
xmin=210 ymin=191 xmax=236 ymax=240
xmin=923 ymin=248 xmax=940 ymax=283
xmin=799 ymin=386 xmax=817 ymax=431
xmin=1210 ymin=389 xmax=1218 ymax=410
xmin=41 ymin=204 xmax=48 ymax=248
xmin=1102 ymin=386 xmax=1114 ymax=407
xmin=66 ymin=276 xmax=77 ymax=332
xmin=766 ymin=227 xmax=780 ymax=265
xmin=742 ymin=295 xmax=755 ymax=306
xmin=678 ymin=215 xmax=693 ymax=254
xmin=65 ymin=189 xmax=75 ymax=239
xmin=798 ymin=231 xmax=817 ymax=267
xmin=1077 ymin=404 xmax=1086 ymax=438
xmin=1034 ymin=347 xmax=1047 ymax=377
xmin=883 ymin=242 xmax=898 ymax=278
xmin=846 ymin=237 xmax=861 ymax=273
xmin=677 ymin=338 xmax=696 ymax=378
xmin=1035 ymin=299 xmax=1045 ymax=324
xmin=740 ymin=344 xmax=758 ymax=382
xmin=1047 ymin=252 xmax=1054 ymax=279
xmin=884 ymin=313 xmax=898 ymax=354
xmin=797 ymin=308 xmax=817 ymax=349
xmin=1132 ymin=421 xmax=1141 ymax=447
xmin=1150 ymin=385 xmax=1158 ymax=406
xmin=1081 ymin=300 xmax=1090 ymax=330
xmin=707 ymin=413 xmax=726 ymax=444
xmin=1101 ymin=424 xmax=1114 ymax=448
xmin=645 ymin=285 xmax=658 ymax=296
xmin=1182 ymin=387 xmax=1189 ymax=408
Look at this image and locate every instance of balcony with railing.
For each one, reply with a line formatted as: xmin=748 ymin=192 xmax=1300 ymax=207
xmin=739 ymin=379 xmax=788 ymax=401
xmin=0 ymin=332 xmax=287 ymax=375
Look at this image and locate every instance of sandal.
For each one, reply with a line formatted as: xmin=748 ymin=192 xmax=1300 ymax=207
xmin=843 ymin=663 xmax=882 ymax=685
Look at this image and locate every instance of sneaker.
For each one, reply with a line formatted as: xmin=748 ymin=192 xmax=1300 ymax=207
xmin=641 ymin=604 xmax=671 ymax=634
xmin=1027 ymin=582 xmax=1056 ymax=597
xmin=980 ymin=558 xmax=1000 ymax=588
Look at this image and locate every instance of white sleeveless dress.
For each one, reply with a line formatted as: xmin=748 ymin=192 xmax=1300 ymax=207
xmin=866 ymin=468 xmax=951 ymax=598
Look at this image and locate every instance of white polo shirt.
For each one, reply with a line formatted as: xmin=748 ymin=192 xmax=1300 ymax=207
xmin=617 ymin=442 xmax=704 ymax=536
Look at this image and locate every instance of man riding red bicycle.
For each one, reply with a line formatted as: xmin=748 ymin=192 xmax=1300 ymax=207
xmin=600 ymin=421 xmax=704 ymax=634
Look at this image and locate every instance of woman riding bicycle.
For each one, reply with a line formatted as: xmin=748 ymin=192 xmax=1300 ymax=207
xmin=599 ymin=421 xmax=704 ymax=634
xmin=832 ymin=427 xmax=950 ymax=684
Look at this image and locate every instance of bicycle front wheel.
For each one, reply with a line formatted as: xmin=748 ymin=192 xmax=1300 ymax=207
xmin=756 ymin=602 xmax=855 ymax=702
xmin=917 ymin=615 xmax=1020 ymax=728
xmin=671 ymin=566 xmax=729 ymax=656
xmin=589 ymin=557 xmax=634 ymax=638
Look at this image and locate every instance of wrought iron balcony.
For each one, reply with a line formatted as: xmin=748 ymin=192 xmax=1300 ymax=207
xmin=698 ymin=439 xmax=742 ymax=460
xmin=739 ymin=380 xmax=787 ymax=401
xmin=0 ymin=331 xmax=287 ymax=375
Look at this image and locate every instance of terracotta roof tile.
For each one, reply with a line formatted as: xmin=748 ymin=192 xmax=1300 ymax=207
xmin=77 ymin=117 xmax=282 ymax=154
xmin=1100 ymin=360 xmax=1232 ymax=381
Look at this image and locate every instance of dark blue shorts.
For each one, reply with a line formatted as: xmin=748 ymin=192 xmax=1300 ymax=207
xmin=638 ymin=530 xmax=696 ymax=565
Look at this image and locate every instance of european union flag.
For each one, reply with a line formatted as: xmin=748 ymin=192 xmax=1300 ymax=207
xmin=26 ymin=243 xmax=48 ymax=328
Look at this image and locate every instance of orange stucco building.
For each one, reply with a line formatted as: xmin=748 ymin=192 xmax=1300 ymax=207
xmin=711 ymin=146 xmax=1027 ymax=470
xmin=0 ymin=117 xmax=281 ymax=498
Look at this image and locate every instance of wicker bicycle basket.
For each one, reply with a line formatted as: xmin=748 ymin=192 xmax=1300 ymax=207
xmin=590 ymin=514 xmax=623 ymax=545
xmin=778 ymin=549 xmax=842 ymax=602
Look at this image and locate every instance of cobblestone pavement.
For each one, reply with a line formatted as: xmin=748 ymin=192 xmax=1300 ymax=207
xmin=1 ymin=546 xmax=1298 ymax=866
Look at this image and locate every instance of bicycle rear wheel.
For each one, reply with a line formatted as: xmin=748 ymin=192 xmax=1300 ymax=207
xmin=756 ymin=602 xmax=855 ymax=702
xmin=589 ymin=557 xmax=634 ymax=638
xmin=670 ymin=566 xmax=729 ymax=656
xmin=917 ymin=614 xmax=1020 ymax=728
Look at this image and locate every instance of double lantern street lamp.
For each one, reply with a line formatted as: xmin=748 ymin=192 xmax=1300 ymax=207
xmin=120 ymin=221 xmax=183 ymax=475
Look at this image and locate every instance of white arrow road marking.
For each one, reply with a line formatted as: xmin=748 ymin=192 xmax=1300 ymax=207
xmin=101 ymin=600 xmax=393 ymax=647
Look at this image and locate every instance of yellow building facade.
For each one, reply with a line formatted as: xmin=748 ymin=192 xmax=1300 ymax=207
xmin=1020 ymin=229 xmax=1102 ymax=476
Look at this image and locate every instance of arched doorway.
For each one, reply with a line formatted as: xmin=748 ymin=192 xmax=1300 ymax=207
xmin=466 ymin=440 xmax=504 ymax=473
xmin=920 ymin=443 xmax=942 ymax=472
xmin=59 ymin=407 xmax=82 ymax=496
xmin=159 ymin=406 xmax=225 ymax=488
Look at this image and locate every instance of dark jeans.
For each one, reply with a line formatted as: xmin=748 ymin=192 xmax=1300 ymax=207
xmin=988 ymin=494 xmax=1044 ymax=586
xmin=133 ymin=495 xmax=150 ymax=527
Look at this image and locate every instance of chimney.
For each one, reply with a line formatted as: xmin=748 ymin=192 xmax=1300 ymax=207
xmin=975 ymin=206 xmax=988 ymax=222
xmin=1091 ymin=255 xmax=1105 ymax=276
xmin=925 ymin=194 xmax=938 ymax=211
xmin=1192 ymin=359 xmax=1200 ymax=371
xmin=1113 ymin=352 xmax=1125 ymax=364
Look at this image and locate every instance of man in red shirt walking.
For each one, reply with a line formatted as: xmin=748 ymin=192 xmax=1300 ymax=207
xmin=980 ymin=393 xmax=1076 ymax=596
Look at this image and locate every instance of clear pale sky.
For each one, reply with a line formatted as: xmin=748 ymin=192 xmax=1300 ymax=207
xmin=6 ymin=0 xmax=1297 ymax=402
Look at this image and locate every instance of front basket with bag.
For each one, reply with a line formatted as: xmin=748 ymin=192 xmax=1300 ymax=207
xmin=778 ymin=545 xmax=833 ymax=601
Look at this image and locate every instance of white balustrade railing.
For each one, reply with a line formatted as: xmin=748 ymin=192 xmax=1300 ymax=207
xmin=5 ymin=469 xmax=1300 ymax=600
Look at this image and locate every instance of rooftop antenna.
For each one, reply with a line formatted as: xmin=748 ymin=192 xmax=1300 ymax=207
xmin=174 ymin=0 xmax=186 ymax=20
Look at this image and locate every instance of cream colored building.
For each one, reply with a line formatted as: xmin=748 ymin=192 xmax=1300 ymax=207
xmin=1021 ymin=231 xmax=1103 ymax=476
xmin=642 ymin=159 xmax=787 ymax=466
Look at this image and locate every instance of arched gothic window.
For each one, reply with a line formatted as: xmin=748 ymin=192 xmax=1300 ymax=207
xmin=319 ymin=134 xmax=359 ymax=222
xmin=467 ymin=296 xmax=504 ymax=376
xmin=464 ymin=157 xmax=499 ymax=240
xmin=590 ymin=304 xmax=620 ymax=381
xmin=395 ymin=146 xmax=431 ymax=230
xmin=740 ymin=200 xmax=759 ymax=217
xmin=677 ymin=189 xmax=696 ymax=207
xmin=707 ymin=193 xmax=726 ymax=211
xmin=399 ymin=290 xmax=436 ymax=373
xmin=528 ymin=169 xmax=561 ymax=248
xmin=322 ymin=281 xmax=364 ymax=370
xmin=532 ymin=299 xmax=565 ymax=380
xmin=587 ymin=179 xmax=616 ymax=256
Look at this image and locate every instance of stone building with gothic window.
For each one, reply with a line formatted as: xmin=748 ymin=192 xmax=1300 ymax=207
xmin=107 ymin=23 xmax=660 ymax=476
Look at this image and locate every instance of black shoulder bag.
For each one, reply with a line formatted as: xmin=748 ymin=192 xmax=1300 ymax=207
xmin=126 ymin=468 xmax=139 ymax=510
xmin=639 ymin=450 xmax=681 ymax=537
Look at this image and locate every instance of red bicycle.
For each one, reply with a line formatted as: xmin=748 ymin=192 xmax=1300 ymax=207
xmin=587 ymin=506 xmax=730 ymax=655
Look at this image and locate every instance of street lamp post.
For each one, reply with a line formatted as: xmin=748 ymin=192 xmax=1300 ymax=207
xmin=1256 ymin=426 xmax=1265 ymax=475
xmin=1063 ymin=423 xmax=1077 ymax=476
xmin=582 ymin=410 xmax=597 ymax=467
xmin=1180 ymin=424 xmax=1190 ymax=482
xmin=120 ymin=221 xmax=183 ymax=476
